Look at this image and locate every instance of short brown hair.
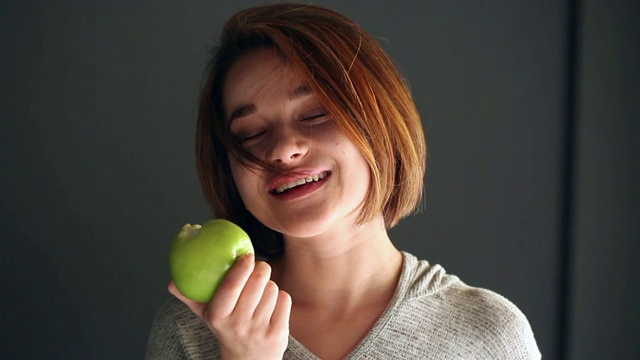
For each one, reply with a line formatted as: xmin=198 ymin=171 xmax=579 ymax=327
xmin=196 ymin=3 xmax=426 ymax=259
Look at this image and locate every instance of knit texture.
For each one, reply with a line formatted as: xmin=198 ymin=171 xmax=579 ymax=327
xmin=145 ymin=252 xmax=541 ymax=359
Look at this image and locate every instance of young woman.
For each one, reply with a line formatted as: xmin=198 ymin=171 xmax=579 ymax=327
xmin=146 ymin=4 xmax=541 ymax=359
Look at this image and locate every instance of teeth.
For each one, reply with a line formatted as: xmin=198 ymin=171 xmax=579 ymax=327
xmin=275 ymin=171 xmax=328 ymax=194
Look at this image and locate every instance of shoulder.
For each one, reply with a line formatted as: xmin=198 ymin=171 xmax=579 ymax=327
xmin=392 ymin=252 xmax=541 ymax=359
xmin=443 ymin=284 xmax=541 ymax=358
xmin=145 ymin=297 xmax=219 ymax=360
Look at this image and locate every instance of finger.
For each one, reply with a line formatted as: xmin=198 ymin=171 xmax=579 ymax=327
xmin=270 ymin=290 xmax=292 ymax=333
xmin=167 ymin=279 xmax=206 ymax=318
xmin=252 ymin=280 xmax=280 ymax=323
xmin=233 ymin=261 xmax=272 ymax=318
xmin=206 ymin=253 xmax=255 ymax=320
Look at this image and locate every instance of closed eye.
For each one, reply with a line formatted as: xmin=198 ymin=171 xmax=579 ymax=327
xmin=303 ymin=113 xmax=326 ymax=121
xmin=302 ymin=114 xmax=327 ymax=121
xmin=236 ymin=130 xmax=266 ymax=144
xmin=300 ymin=110 xmax=330 ymax=124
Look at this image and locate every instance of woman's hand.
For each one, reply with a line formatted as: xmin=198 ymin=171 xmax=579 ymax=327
xmin=168 ymin=254 xmax=292 ymax=360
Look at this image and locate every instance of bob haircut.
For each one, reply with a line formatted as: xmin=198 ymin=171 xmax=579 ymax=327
xmin=196 ymin=3 xmax=426 ymax=260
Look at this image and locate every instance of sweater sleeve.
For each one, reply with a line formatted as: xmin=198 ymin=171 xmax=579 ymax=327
xmin=462 ymin=287 xmax=542 ymax=359
xmin=145 ymin=298 xmax=189 ymax=360
xmin=144 ymin=297 xmax=220 ymax=360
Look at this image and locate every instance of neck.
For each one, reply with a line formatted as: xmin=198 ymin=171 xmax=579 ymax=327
xmin=270 ymin=216 xmax=403 ymax=314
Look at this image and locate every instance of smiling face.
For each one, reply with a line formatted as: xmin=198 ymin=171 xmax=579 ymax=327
xmin=223 ymin=48 xmax=372 ymax=239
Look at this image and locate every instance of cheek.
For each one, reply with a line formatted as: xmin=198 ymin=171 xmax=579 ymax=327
xmin=228 ymin=158 xmax=250 ymax=196
xmin=229 ymin=158 xmax=262 ymax=200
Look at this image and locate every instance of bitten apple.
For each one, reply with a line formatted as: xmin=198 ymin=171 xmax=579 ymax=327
xmin=169 ymin=219 xmax=254 ymax=302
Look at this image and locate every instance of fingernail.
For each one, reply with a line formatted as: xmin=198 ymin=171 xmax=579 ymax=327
xmin=242 ymin=253 xmax=255 ymax=262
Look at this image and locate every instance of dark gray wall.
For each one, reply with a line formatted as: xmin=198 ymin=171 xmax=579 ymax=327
xmin=567 ymin=0 xmax=640 ymax=358
xmin=1 ymin=1 xmax=636 ymax=359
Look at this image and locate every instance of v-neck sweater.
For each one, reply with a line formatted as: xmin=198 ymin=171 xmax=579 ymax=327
xmin=145 ymin=252 xmax=541 ymax=359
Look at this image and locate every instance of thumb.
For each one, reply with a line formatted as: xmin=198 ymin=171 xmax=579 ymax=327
xmin=168 ymin=279 xmax=207 ymax=318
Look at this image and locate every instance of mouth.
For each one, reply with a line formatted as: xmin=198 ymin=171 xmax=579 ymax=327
xmin=271 ymin=171 xmax=331 ymax=194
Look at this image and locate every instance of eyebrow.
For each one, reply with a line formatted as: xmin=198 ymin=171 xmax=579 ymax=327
xmin=228 ymin=104 xmax=256 ymax=124
xmin=227 ymin=85 xmax=312 ymax=125
xmin=290 ymin=85 xmax=311 ymax=100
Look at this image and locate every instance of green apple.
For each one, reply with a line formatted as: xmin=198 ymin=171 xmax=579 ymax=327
xmin=169 ymin=219 xmax=254 ymax=303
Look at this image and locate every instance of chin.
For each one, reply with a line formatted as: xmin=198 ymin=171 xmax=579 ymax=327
xmin=266 ymin=215 xmax=339 ymax=239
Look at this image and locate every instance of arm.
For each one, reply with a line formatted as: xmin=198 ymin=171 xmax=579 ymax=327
xmin=144 ymin=298 xmax=193 ymax=360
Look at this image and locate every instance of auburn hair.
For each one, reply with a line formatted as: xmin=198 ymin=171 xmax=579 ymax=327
xmin=196 ymin=3 xmax=426 ymax=260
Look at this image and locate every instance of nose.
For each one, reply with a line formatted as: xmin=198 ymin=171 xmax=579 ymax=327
xmin=266 ymin=126 xmax=309 ymax=165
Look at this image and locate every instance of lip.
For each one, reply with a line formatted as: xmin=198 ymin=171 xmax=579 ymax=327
xmin=267 ymin=169 xmax=332 ymax=196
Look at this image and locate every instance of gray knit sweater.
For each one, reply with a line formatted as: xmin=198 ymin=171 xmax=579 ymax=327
xmin=145 ymin=252 xmax=541 ymax=359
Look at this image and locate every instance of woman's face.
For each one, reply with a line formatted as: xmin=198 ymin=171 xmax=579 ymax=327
xmin=223 ymin=48 xmax=371 ymax=239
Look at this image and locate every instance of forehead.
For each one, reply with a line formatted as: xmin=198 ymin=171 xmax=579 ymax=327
xmin=222 ymin=48 xmax=305 ymax=114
